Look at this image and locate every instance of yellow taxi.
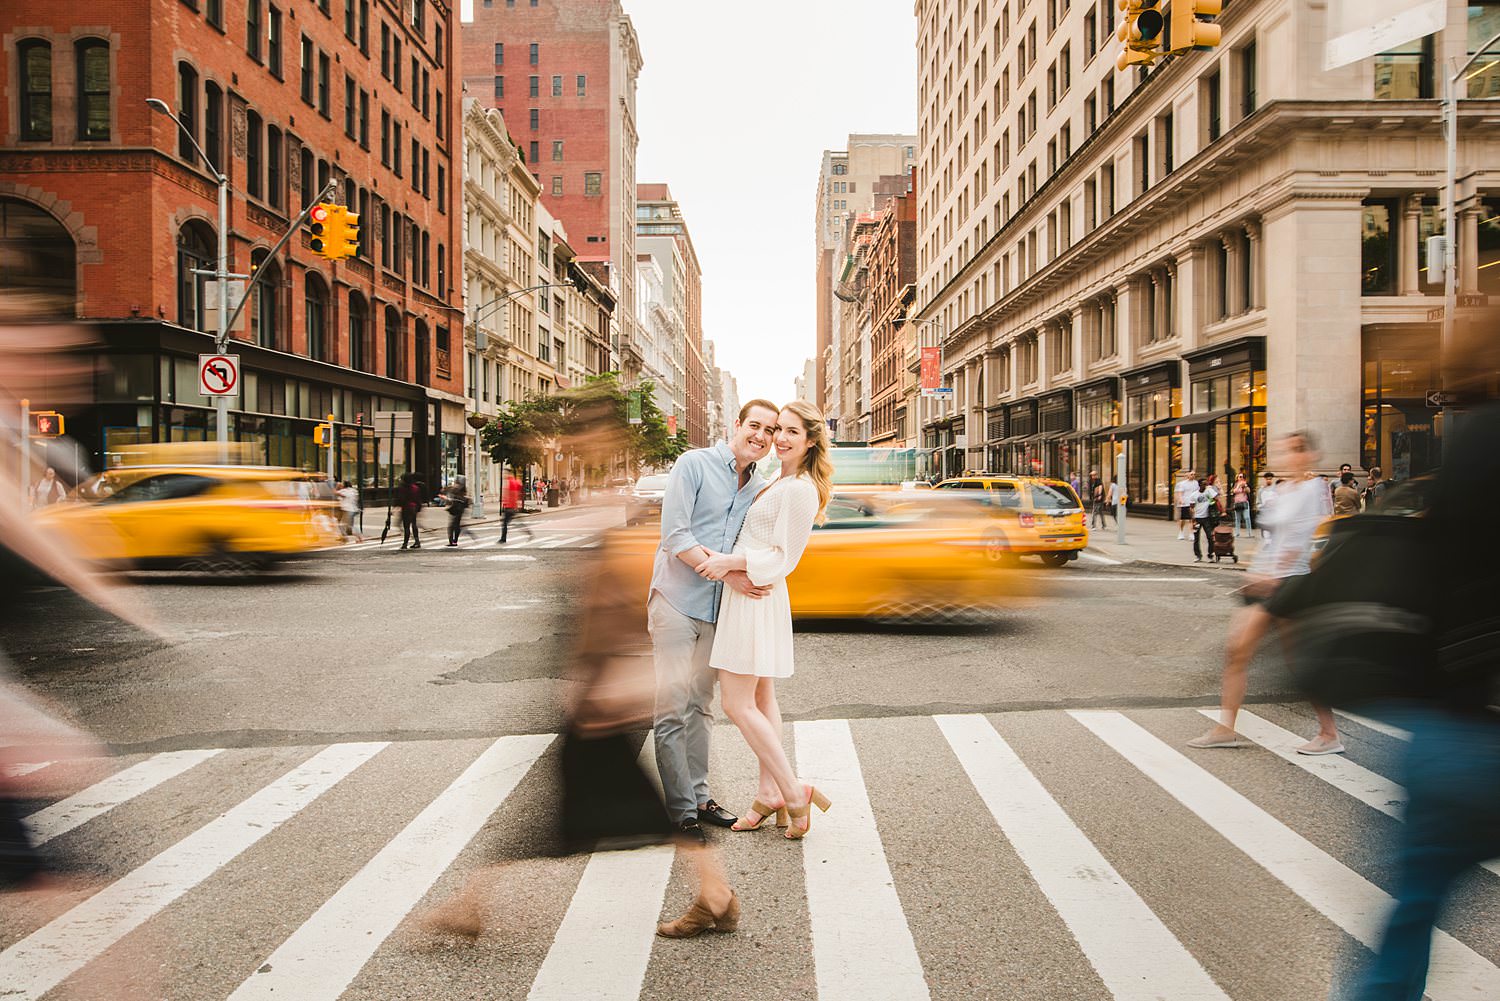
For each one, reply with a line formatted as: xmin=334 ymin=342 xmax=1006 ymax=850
xmin=34 ymin=464 xmax=343 ymax=572
xmin=600 ymin=490 xmax=1037 ymax=622
xmin=932 ymin=475 xmax=1088 ymax=567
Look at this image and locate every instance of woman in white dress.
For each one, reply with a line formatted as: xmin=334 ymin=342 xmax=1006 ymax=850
xmin=697 ymin=400 xmax=834 ymax=839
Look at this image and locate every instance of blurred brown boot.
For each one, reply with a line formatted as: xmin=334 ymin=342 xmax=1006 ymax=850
xmin=656 ymin=891 xmax=739 ymax=938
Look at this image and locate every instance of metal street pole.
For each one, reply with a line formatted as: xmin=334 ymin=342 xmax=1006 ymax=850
xmin=1115 ymin=446 xmax=1128 ymax=545
xmin=214 ymin=167 xmax=230 ymax=464
xmin=1441 ymin=29 xmax=1500 ymax=443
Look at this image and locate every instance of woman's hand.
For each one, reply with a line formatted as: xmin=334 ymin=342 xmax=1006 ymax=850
xmin=696 ymin=551 xmax=742 ymax=580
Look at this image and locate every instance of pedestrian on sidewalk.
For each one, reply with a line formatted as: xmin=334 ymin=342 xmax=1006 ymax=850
xmin=1187 ymin=429 xmax=1342 ymax=755
xmin=1230 ymin=473 xmax=1252 ymax=537
xmin=1174 ymin=469 xmax=1196 ymax=539
xmin=1257 ymin=472 xmax=1278 ymax=541
xmin=29 ymin=468 xmax=66 ymax=509
xmin=1089 ymin=472 xmax=1106 ymax=529
xmin=1107 ymin=478 xmax=1120 ymax=526
xmin=1190 ymin=476 xmax=1219 ymax=562
xmin=443 ymin=476 xmax=471 ymax=547
xmin=336 ymin=481 xmax=363 ymax=542
xmin=1333 ymin=470 xmax=1362 ymax=517
xmin=498 ymin=469 xmax=531 ymax=544
xmin=396 ymin=474 xmax=423 ymax=550
xmin=1362 ymin=465 xmax=1388 ymax=511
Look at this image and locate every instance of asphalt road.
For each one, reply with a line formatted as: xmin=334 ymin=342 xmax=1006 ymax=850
xmin=4 ymin=531 xmax=1497 ymax=1000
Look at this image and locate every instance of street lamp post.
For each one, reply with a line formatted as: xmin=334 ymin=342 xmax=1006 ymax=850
xmin=147 ymin=97 xmax=233 ymax=463
xmin=900 ymin=314 xmax=949 ymax=479
xmin=1441 ymin=28 xmax=1500 ymax=438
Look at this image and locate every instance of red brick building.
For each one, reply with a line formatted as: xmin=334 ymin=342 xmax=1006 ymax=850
xmin=462 ymin=0 xmax=642 ymax=374
xmin=0 ymin=0 xmax=464 ymax=487
xmin=869 ymin=168 xmax=917 ymax=444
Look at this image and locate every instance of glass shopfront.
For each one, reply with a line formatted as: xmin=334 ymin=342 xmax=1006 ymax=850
xmin=996 ymin=399 xmax=1037 ymax=474
xmin=1039 ymin=390 xmax=1074 ymax=479
xmin=1118 ymin=363 xmax=1181 ymax=511
xmin=984 ymin=407 xmax=1008 ymax=473
xmin=1361 ymin=325 xmax=1443 ymax=481
xmin=1073 ymin=378 xmax=1120 ymax=483
xmin=1162 ymin=339 xmax=1267 ymax=501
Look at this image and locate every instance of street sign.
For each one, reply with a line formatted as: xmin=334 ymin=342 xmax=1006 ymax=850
xmin=203 ymin=280 xmax=247 ymax=314
xmin=372 ymin=410 xmax=414 ymax=436
xmin=1425 ymin=389 xmax=1459 ymax=409
xmin=627 ymin=391 xmax=642 ymax=425
xmin=198 ymin=354 xmax=240 ymax=397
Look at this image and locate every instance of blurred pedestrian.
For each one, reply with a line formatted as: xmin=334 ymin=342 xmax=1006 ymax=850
xmin=1333 ymin=471 xmax=1362 ymax=517
xmin=1107 ymin=478 xmax=1120 ymax=526
xmin=1188 ymin=430 xmax=1342 ymax=754
xmin=498 ymin=469 xmax=530 ymax=544
xmin=1257 ymin=471 xmax=1278 ymax=541
xmin=443 ymin=476 xmax=470 ymax=547
xmin=1069 ymin=471 xmax=1082 ymax=503
xmin=336 ymin=480 xmax=363 ymax=542
xmin=1175 ymin=468 xmax=1196 ymax=539
xmin=29 ymin=467 xmax=66 ymax=509
xmin=1089 ymin=472 xmax=1106 ymax=529
xmin=1191 ymin=476 xmax=1219 ymax=562
xmin=1362 ymin=465 xmax=1387 ymax=510
xmin=1230 ymin=473 xmax=1252 ymax=537
xmin=396 ymin=473 xmax=423 ymax=550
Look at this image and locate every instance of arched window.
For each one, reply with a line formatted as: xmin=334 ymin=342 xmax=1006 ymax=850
xmin=348 ymin=292 xmax=370 ymax=372
xmin=384 ymin=305 xmax=404 ymax=380
xmin=249 ymin=248 xmax=281 ymax=350
xmin=176 ymin=62 xmax=198 ymax=163
xmin=245 ymin=110 xmax=262 ymax=199
xmin=18 ymin=40 xmax=52 ymax=141
xmin=300 ymin=146 xmax=314 ymax=208
xmin=76 ymin=40 xmax=110 ymax=141
xmin=0 ymin=197 xmax=75 ymax=315
xmin=176 ymin=220 xmax=216 ymax=331
xmin=306 ymin=273 xmax=329 ymax=361
xmin=203 ymin=82 xmax=223 ymax=170
xmin=414 ymin=319 xmax=430 ymax=385
xmin=266 ymin=127 xmax=283 ymax=209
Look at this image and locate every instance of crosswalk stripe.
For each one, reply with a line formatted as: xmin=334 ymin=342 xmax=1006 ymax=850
xmin=527 ymin=738 xmax=675 ymax=1001
xmin=538 ymin=535 xmax=587 ymax=549
xmin=1070 ymin=711 xmax=1500 ymax=1001
xmin=0 ymin=742 xmax=387 ymax=1001
xmin=25 ymin=749 xmax=223 ymax=845
xmin=938 ymin=714 xmax=1229 ymax=1000
xmin=3 ymin=762 xmax=52 ymax=778
xmin=229 ymin=734 xmax=554 ymax=1001
xmin=1335 ymin=710 xmax=1413 ymax=742
xmin=795 ymin=719 xmax=930 ymax=1000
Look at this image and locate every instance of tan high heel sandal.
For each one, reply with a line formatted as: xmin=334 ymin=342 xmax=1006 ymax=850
xmin=783 ymin=786 xmax=832 ymax=840
xmin=731 ymin=798 xmax=788 ymax=831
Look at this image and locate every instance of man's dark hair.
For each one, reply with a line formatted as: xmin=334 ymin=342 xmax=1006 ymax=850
xmin=1340 ymin=463 xmax=1353 ymax=472
xmin=1340 ymin=471 xmax=1355 ymax=486
xmin=1369 ymin=466 xmax=1382 ymax=478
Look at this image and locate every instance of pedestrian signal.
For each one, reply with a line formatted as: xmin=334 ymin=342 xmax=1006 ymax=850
xmin=314 ymin=422 xmax=333 ymax=446
xmin=29 ymin=411 xmax=64 ymax=437
xmin=1167 ymin=0 xmax=1222 ymax=53
xmin=1116 ymin=0 xmax=1166 ymax=71
xmin=309 ymin=203 xmax=331 ymax=258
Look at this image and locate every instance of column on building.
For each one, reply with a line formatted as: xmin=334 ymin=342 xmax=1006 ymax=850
xmin=1115 ymin=279 xmax=1137 ymax=371
xmin=1243 ymin=219 xmax=1263 ymax=310
xmin=1399 ymin=194 xmax=1423 ymax=295
xmin=1461 ymin=204 xmax=1483 ymax=295
xmin=1176 ymin=244 xmax=1204 ymax=357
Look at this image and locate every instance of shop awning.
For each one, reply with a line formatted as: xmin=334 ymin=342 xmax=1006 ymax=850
xmin=1152 ymin=406 xmax=1260 ymax=436
xmin=1101 ymin=416 xmax=1170 ymax=438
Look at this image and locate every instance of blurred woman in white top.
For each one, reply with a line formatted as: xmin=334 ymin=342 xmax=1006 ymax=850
xmin=696 ymin=400 xmax=834 ymax=839
xmin=1188 ymin=430 xmax=1344 ymax=754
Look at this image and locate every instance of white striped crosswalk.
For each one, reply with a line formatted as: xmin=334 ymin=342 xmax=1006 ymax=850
xmin=330 ymin=524 xmax=601 ymax=554
xmin=4 ymin=707 xmax=1497 ymax=1000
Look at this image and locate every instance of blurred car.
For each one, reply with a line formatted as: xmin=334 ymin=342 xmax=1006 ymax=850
xmin=600 ymin=489 xmax=1036 ymax=622
xmin=625 ymin=473 xmax=671 ymax=525
xmin=1310 ymin=473 xmax=1435 ymax=555
xmin=932 ymin=475 xmax=1088 ymax=566
xmin=33 ymin=465 xmax=343 ymax=571
xmin=899 ymin=479 xmax=933 ymax=491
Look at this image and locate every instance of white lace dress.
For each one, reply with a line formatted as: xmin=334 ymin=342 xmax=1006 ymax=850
xmin=709 ymin=474 xmax=820 ymax=678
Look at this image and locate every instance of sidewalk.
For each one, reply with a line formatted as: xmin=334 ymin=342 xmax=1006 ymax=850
xmin=1085 ymin=511 xmax=1261 ymax=572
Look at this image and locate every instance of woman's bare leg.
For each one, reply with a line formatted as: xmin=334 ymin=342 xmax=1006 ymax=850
xmin=751 ymin=678 xmax=784 ymax=803
xmin=719 ymin=671 xmax=803 ymax=808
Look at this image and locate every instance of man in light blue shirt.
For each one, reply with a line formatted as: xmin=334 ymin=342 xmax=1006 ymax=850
xmin=648 ymin=399 xmax=780 ymax=836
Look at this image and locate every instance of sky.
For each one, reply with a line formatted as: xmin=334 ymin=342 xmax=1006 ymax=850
xmin=628 ymin=1 xmax=918 ymax=405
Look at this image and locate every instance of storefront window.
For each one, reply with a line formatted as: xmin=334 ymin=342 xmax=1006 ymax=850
xmin=1469 ymin=4 xmax=1500 ymax=98
xmin=1362 ymin=200 xmax=1397 ymax=295
xmin=1361 ymin=349 xmax=1441 ymax=479
xmin=1480 ymin=197 xmax=1500 ymax=294
xmin=1373 ymin=35 xmax=1433 ymax=99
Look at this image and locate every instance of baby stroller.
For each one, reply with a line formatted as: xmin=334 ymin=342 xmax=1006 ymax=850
xmin=1210 ymin=522 xmax=1238 ymax=563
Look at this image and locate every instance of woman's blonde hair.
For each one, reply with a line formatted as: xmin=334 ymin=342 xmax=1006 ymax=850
xmin=780 ymin=399 xmax=833 ymax=524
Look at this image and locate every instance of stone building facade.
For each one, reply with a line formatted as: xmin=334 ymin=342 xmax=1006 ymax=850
xmin=914 ymin=0 xmax=1500 ymax=510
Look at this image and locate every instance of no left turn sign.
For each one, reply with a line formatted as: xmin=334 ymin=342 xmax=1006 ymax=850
xmin=199 ymin=354 xmax=240 ymax=397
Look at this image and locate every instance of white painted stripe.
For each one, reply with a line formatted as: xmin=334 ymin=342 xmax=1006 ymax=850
xmin=1071 ymin=711 xmax=1500 ymax=1000
xmin=25 ymin=749 xmax=222 ymax=845
xmin=1336 ymin=710 xmax=1413 ymax=742
xmin=1063 ymin=576 xmax=1210 ymax=583
xmin=503 ymin=536 xmax=542 ymax=549
xmin=230 ymin=735 xmax=554 ymax=1001
xmin=1207 ymin=709 xmax=1500 ymax=880
xmin=0 ymin=742 xmax=386 ymax=1001
xmin=794 ymin=718 xmax=930 ymax=1000
xmin=538 ymin=535 xmax=587 ymax=549
xmin=527 ymin=737 xmax=674 ymax=1001
xmin=3 ymin=762 xmax=52 ymax=778
xmin=937 ymin=714 xmax=1228 ymax=1000
xmin=1079 ymin=550 xmax=1124 ymax=565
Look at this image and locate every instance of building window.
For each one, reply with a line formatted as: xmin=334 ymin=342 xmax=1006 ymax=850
xmin=359 ymin=0 xmax=369 ymax=53
xmin=530 ymin=42 xmax=539 ymax=65
xmin=207 ymin=0 xmax=223 ymax=28
xmin=1205 ymin=71 xmax=1222 ymax=142
xmin=1159 ymin=110 xmax=1174 ymax=176
xmin=176 ymin=62 xmax=198 ymax=162
xmin=318 ymin=50 xmax=330 ymax=117
xmin=348 ymin=292 xmax=369 ymax=371
xmin=305 ymin=274 xmax=328 ymax=361
xmin=585 ymin=171 xmax=601 ymax=196
xmin=494 ymin=75 xmax=503 ymax=98
xmin=1060 ymin=43 xmax=1071 ymax=95
xmin=577 ymin=74 xmax=586 ymax=96
xmin=1479 ymin=197 xmax=1500 ymax=294
xmin=393 ymin=122 xmax=402 ymax=175
xmin=200 ymin=82 xmax=223 ymax=171
xmin=75 ymin=41 xmax=109 ymax=141
xmin=530 ymin=108 xmax=539 ymax=130
xmin=1373 ymin=35 xmax=1435 ymax=99
xmin=176 ymin=220 xmax=216 ymax=332
xmin=529 ymin=141 xmax=539 ymax=163
xmin=267 ymin=5 xmax=283 ymax=77
xmin=494 ymin=42 xmax=503 ymax=64
xmin=1240 ymin=41 xmax=1258 ymax=117
xmin=1470 ymin=5 xmax=1500 ymax=97
xmin=247 ymin=1 xmax=263 ymax=61
xmin=1418 ymin=198 xmax=1445 ymax=294
xmin=345 ymin=0 xmax=356 ymax=40
xmin=249 ymin=249 xmax=280 ymax=349
xmin=552 ymin=175 xmax=563 ymax=196
xmin=529 ymin=75 xmax=539 ymax=97
xmin=359 ymin=89 xmax=369 ymax=148
xmin=1361 ymin=198 xmax=1397 ymax=295
xmin=553 ymin=140 xmax=564 ymax=161
xmin=380 ymin=109 xmax=390 ymax=164
xmin=300 ymin=147 xmax=313 ymax=208
xmin=344 ymin=74 xmax=357 ymax=137
xmin=437 ymin=162 xmax=446 ymax=213
xmin=267 ymin=126 xmax=282 ymax=209
xmin=552 ymin=74 xmax=562 ymax=96
xmin=246 ymin=111 xmax=262 ymax=199
xmin=384 ymin=306 xmax=404 ymax=380
xmin=300 ymin=35 xmax=314 ymax=103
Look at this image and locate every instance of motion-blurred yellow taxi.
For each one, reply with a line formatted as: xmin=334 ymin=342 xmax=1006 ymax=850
xmin=602 ymin=490 xmax=1036 ymax=622
xmin=34 ymin=464 xmax=343 ymax=571
xmin=932 ymin=475 xmax=1088 ymax=567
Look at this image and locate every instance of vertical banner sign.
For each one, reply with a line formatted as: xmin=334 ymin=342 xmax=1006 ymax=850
xmin=667 ymin=414 xmax=678 ymax=436
xmin=920 ymin=346 xmax=951 ymax=398
xmin=627 ymin=391 xmax=643 ymax=425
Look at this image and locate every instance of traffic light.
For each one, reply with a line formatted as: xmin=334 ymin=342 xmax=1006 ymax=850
xmin=308 ymin=202 xmax=331 ymax=258
xmin=1116 ymin=0 xmax=1166 ymax=71
xmin=1167 ymin=0 xmax=1222 ymax=53
xmin=29 ymin=411 xmax=64 ymax=437
xmin=324 ymin=206 xmax=359 ymax=261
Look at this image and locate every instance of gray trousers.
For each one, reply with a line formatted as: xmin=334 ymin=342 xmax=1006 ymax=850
xmin=646 ymin=594 xmax=717 ymax=824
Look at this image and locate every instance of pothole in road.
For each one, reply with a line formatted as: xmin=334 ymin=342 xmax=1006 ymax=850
xmin=431 ymin=633 xmax=566 ymax=685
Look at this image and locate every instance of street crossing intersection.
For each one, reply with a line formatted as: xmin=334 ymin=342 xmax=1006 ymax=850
xmin=5 ymin=706 xmax=1496 ymax=1000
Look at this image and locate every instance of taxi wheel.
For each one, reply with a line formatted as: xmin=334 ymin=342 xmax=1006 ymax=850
xmin=983 ymin=530 xmax=1017 ymax=565
xmin=1040 ymin=552 xmax=1072 ymax=569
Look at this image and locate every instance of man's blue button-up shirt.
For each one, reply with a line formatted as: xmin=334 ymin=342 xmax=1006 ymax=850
xmin=649 ymin=443 xmax=762 ymax=623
